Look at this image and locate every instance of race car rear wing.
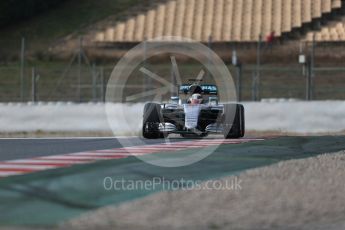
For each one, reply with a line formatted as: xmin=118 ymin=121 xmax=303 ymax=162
xmin=179 ymin=84 xmax=218 ymax=95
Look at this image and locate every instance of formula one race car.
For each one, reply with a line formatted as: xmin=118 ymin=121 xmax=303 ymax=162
xmin=142 ymin=83 xmax=245 ymax=139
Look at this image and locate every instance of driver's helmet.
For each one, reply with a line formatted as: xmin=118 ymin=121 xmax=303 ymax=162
xmin=190 ymin=93 xmax=203 ymax=104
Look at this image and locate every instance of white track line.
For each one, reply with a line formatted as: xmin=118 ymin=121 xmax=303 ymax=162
xmin=0 ymin=137 xmax=130 ymax=140
xmin=0 ymin=171 xmax=25 ymax=177
xmin=9 ymin=159 xmax=84 ymax=164
xmin=33 ymin=158 xmax=93 ymax=164
xmin=38 ymin=155 xmax=121 ymax=160
xmin=0 ymin=164 xmax=57 ymax=170
xmin=71 ymin=152 xmax=147 ymax=156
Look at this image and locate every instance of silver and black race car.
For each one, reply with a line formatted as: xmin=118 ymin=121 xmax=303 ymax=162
xmin=142 ymin=83 xmax=245 ymax=139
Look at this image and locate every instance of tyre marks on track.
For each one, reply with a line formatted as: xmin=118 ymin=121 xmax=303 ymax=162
xmin=0 ymin=138 xmax=264 ymax=178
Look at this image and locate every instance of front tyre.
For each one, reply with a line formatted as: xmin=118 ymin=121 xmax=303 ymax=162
xmin=223 ymin=104 xmax=245 ymax=139
xmin=142 ymin=103 xmax=165 ymax=139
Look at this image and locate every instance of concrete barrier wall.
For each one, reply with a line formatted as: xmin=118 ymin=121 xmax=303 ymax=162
xmin=0 ymin=101 xmax=344 ymax=134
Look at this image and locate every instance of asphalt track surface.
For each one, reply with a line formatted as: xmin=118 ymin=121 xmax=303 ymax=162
xmin=1 ymin=136 xmax=345 ymax=227
xmin=0 ymin=137 xmax=173 ymax=161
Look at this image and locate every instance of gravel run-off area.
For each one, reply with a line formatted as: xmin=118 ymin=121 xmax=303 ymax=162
xmin=63 ymin=151 xmax=345 ymax=230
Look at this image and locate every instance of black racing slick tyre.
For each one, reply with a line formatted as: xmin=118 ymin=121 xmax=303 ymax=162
xmin=142 ymin=103 xmax=164 ymax=139
xmin=223 ymin=104 xmax=245 ymax=139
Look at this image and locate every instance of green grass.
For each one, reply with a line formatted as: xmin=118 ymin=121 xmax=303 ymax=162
xmin=0 ymin=0 xmax=142 ymax=57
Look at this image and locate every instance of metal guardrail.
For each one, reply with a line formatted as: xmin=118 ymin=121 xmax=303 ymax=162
xmin=1 ymin=63 xmax=345 ymax=102
xmin=2 ymin=37 xmax=345 ymax=102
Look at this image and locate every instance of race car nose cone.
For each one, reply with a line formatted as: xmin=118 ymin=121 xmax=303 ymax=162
xmin=184 ymin=104 xmax=201 ymax=129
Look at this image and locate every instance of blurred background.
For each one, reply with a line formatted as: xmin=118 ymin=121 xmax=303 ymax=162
xmin=1 ymin=0 xmax=345 ymax=103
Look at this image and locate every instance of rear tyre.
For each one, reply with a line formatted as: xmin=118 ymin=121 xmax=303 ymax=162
xmin=142 ymin=103 xmax=165 ymax=139
xmin=223 ymin=104 xmax=245 ymax=139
